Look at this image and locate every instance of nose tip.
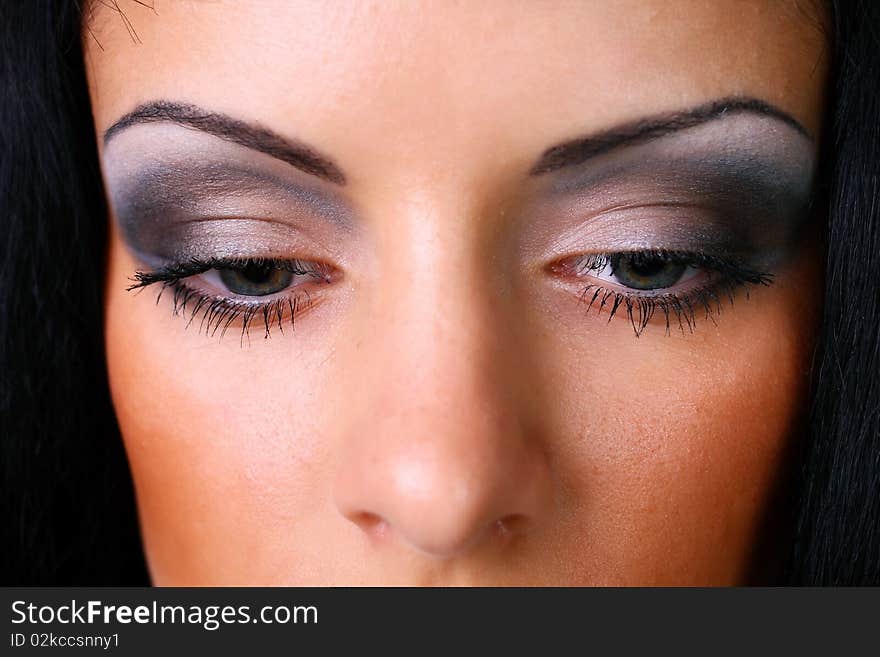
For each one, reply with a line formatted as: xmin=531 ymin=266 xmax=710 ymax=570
xmin=335 ymin=442 xmax=549 ymax=558
xmin=331 ymin=237 xmax=552 ymax=560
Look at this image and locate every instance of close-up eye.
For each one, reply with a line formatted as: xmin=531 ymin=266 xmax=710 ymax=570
xmin=127 ymin=256 xmax=335 ymax=338
xmin=549 ymin=250 xmax=774 ymax=334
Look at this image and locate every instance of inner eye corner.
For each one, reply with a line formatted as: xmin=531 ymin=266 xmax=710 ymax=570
xmin=545 ymin=253 xmax=596 ymax=275
xmin=544 ymin=257 xmax=571 ymax=276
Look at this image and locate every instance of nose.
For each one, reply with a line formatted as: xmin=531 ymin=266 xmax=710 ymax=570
xmin=333 ymin=257 xmax=552 ymax=558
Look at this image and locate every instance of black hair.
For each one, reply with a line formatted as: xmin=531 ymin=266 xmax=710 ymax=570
xmin=1 ymin=1 xmax=877 ymax=585
xmin=786 ymin=0 xmax=880 ymax=585
xmin=1 ymin=2 xmax=148 ymax=584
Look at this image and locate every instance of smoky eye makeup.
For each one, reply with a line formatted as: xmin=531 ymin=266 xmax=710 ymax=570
xmin=103 ymin=123 xmax=354 ymax=263
xmin=526 ymin=112 xmax=817 ymax=335
xmin=103 ymin=103 xmax=818 ymax=341
xmin=102 ymin=122 xmax=354 ymax=340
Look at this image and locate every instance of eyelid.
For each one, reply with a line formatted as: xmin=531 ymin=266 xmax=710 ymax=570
xmin=549 ymin=250 xmax=769 ymax=282
xmin=102 ymin=122 xmax=355 ymax=228
xmin=521 ymin=139 xmax=815 ymax=273
xmin=541 ymin=205 xmax=751 ymax=262
xmin=547 ymin=249 xmax=775 ymax=336
xmin=117 ymin=214 xmax=352 ymax=272
xmin=128 ymin=256 xmax=336 ymax=289
xmin=126 ymin=256 xmax=337 ymax=342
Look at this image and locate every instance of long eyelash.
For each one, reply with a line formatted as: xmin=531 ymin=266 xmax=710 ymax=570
xmin=128 ymin=257 xmax=328 ymax=345
xmin=127 ymin=256 xmax=331 ymax=291
xmin=573 ymin=249 xmax=774 ymax=337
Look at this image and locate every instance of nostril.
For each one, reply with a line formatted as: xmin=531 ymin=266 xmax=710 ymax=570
xmin=349 ymin=511 xmax=391 ymax=538
xmin=493 ymin=514 xmax=528 ymax=546
xmin=346 ymin=510 xmax=528 ymax=554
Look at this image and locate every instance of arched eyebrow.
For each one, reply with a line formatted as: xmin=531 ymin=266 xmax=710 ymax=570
xmin=529 ymin=96 xmax=812 ymax=176
xmin=103 ymin=100 xmax=347 ymax=185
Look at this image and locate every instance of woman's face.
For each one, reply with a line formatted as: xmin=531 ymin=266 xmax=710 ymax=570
xmin=86 ymin=1 xmax=826 ymax=585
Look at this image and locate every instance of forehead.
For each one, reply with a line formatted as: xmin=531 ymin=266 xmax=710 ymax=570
xmin=85 ymin=1 xmax=827 ymax=177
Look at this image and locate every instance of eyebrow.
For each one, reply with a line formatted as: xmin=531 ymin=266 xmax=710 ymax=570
xmin=529 ymin=96 xmax=811 ymax=176
xmin=103 ymin=101 xmax=347 ymax=185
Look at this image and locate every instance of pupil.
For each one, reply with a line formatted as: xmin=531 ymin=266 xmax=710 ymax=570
xmin=242 ymin=263 xmax=273 ymax=284
xmin=628 ymin=254 xmax=667 ymax=276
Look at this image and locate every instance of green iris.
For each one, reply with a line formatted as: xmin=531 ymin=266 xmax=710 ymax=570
xmin=219 ymin=262 xmax=293 ymax=296
xmin=609 ymin=253 xmax=687 ymax=291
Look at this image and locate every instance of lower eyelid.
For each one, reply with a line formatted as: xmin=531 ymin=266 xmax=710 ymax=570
xmin=155 ymin=278 xmax=323 ymax=341
xmin=543 ymin=250 xmax=776 ymax=336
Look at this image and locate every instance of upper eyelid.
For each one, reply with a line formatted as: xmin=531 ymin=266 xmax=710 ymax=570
xmin=115 ymin=213 xmax=353 ymax=272
xmin=529 ymin=196 xmax=807 ymax=271
xmin=521 ymin=164 xmax=813 ymax=268
xmin=101 ymin=124 xmax=360 ymax=267
xmin=107 ymin=162 xmax=355 ymax=227
xmin=127 ymin=256 xmax=333 ymax=292
xmin=550 ymin=249 xmax=773 ymax=279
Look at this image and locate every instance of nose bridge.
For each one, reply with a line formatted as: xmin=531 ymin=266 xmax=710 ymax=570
xmin=382 ymin=180 xmax=526 ymax=429
xmin=370 ymin=187 xmax=509 ymax=416
xmin=333 ymin=191 xmax=550 ymax=558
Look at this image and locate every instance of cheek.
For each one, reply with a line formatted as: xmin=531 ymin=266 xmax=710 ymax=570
xmin=104 ymin=240 xmax=342 ymax=584
xmin=539 ymin=248 xmax=818 ymax=583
